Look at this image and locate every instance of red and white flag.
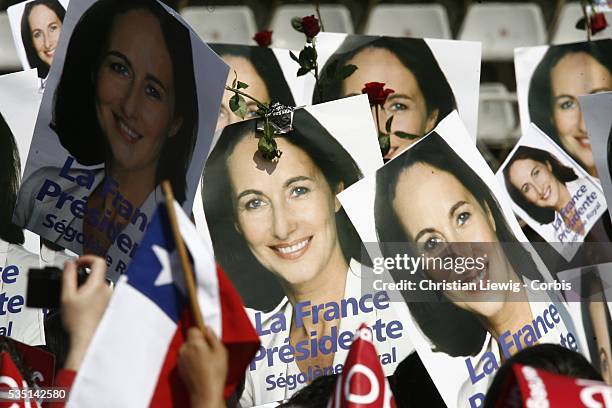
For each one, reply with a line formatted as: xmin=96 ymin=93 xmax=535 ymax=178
xmin=0 ymin=351 xmax=40 ymax=408
xmin=494 ymin=363 xmax=612 ymax=408
xmin=328 ymin=324 xmax=396 ymax=408
xmin=67 ymin=201 xmax=260 ymax=407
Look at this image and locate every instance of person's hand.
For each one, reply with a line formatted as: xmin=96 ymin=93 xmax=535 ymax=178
xmin=178 ymin=326 xmax=228 ymax=408
xmin=61 ymin=255 xmax=112 ymax=371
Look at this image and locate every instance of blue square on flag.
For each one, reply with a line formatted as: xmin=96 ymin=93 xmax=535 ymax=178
xmin=125 ymin=204 xmax=186 ymax=323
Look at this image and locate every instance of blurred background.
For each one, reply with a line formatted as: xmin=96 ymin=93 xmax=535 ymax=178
xmin=1 ymin=0 xmax=610 ymax=169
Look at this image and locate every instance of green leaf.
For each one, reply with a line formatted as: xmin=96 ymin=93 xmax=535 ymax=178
xmin=575 ymin=16 xmax=587 ymax=30
xmin=289 ymin=50 xmax=299 ymax=63
xmin=394 ymin=130 xmax=420 ymax=140
xmin=297 ymin=67 xmax=310 ymax=76
xmin=237 ymin=81 xmax=249 ymax=90
xmin=231 ymin=71 xmax=237 ymax=89
xmin=378 ymin=132 xmax=390 ymax=157
xmin=229 ymin=93 xmax=247 ymax=119
xmin=263 ymin=121 xmax=274 ymax=139
xmin=337 ymin=64 xmax=357 ymax=80
xmin=259 ymin=122 xmax=281 ymax=160
xmin=302 ymin=46 xmax=317 ymax=61
xmin=385 ymin=116 xmax=394 ymax=133
xmin=291 ymin=17 xmax=304 ymax=33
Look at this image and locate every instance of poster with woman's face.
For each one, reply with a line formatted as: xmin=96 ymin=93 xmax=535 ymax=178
xmin=0 ymin=69 xmax=46 ymax=346
xmin=579 ymin=92 xmax=612 ymax=226
xmin=496 ymin=124 xmax=607 ymax=261
xmin=0 ymin=69 xmax=41 ymax=255
xmin=210 ymin=44 xmax=306 ymax=133
xmin=7 ymin=0 xmax=70 ymax=80
xmin=303 ymin=32 xmax=481 ymax=161
xmin=515 ymin=40 xmax=612 ymax=178
xmin=200 ymin=95 xmax=414 ymax=407
xmin=338 ymin=112 xmax=581 ymax=408
xmin=11 ymin=0 xmax=229 ymax=282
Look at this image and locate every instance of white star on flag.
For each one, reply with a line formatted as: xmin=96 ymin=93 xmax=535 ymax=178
xmin=152 ymin=244 xmax=184 ymax=292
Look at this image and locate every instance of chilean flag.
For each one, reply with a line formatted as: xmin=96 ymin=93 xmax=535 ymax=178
xmin=328 ymin=324 xmax=396 ymax=408
xmin=67 ymin=201 xmax=260 ymax=407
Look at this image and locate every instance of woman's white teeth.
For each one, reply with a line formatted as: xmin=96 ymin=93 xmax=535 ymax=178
xmin=276 ymin=239 xmax=309 ymax=254
xmin=120 ymin=121 xmax=140 ymax=141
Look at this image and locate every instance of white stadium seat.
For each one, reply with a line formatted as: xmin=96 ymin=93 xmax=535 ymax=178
xmin=270 ymin=4 xmax=354 ymax=49
xmin=459 ymin=3 xmax=547 ymax=61
xmin=181 ymin=6 xmax=257 ymax=45
xmin=365 ymin=4 xmax=451 ymax=39
xmin=477 ymin=83 xmax=518 ymax=146
xmin=0 ymin=12 xmax=20 ymax=71
xmin=552 ymin=2 xmax=612 ymax=44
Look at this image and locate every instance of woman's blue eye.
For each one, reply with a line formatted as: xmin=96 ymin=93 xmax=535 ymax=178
xmin=560 ymin=99 xmax=575 ymax=110
xmin=291 ymin=186 xmax=309 ymax=197
xmin=246 ymin=109 xmax=259 ymax=118
xmin=246 ymin=199 xmax=264 ymax=210
xmin=457 ymin=211 xmax=471 ymax=226
xmin=387 ymin=102 xmax=407 ymax=112
xmin=110 ymin=62 xmax=129 ymax=76
xmin=424 ymin=236 xmax=442 ymax=252
xmin=145 ymin=85 xmax=162 ymax=100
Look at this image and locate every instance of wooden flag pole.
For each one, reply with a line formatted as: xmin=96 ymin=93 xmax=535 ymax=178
xmin=161 ymin=180 xmax=206 ymax=333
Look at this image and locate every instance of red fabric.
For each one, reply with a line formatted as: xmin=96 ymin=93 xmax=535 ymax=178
xmin=216 ymin=264 xmax=260 ymax=399
xmin=43 ymin=369 xmax=76 ymax=408
xmin=149 ymin=264 xmax=260 ymax=406
xmin=494 ymin=363 xmax=612 ymax=408
xmin=11 ymin=340 xmax=55 ymax=388
xmin=0 ymin=351 xmax=40 ymax=408
xmin=328 ymin=324 xmax=396 ymax=408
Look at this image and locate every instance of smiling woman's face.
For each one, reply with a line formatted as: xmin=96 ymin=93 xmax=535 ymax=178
xmin=392 ymin=162 xmax=512 ymax=316
xmin=95 ymin=8 xmax=182 ymax=175
xmin=550 ymin=52 xmax=612 ymax=172
xmin=217 ymin=55 xmax=270 ymax=130
xmin=28 ymin=4 xmax=62 ymax=67
xmin=508 ymin=158 xmax=565 ymax=211
xmin=342 ymin=47 xmax=438 ymax=160
xmin=227 ymin=135 xmax=344 ymax=287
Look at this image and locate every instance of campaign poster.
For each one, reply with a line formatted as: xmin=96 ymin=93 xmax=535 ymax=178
xmin=11 ymin=0 xmax=229 ymax=282
xmin=7 ymin=0 xmax=70 ymax=82
xmin=496 ymin=124 xmax=607 ymax=261
xmin=0 ymin=70 xmax=45 ymax=346
xmin=558 ymin=263 xmax=612 ymax=384
xmin=580 ymin=92 xmax=612 ymax=226
xmin=303 ymin=32 xmax=481 ymax=161
xmin=514 ymin=39 xmax=612 ymax=178
xmin=200 ymin=95 xmax=414 ymax=406
xmin=338 ymin=111 xmax=581 ymax=408
xmin=210 ymin=43 xmax=306 ymax=132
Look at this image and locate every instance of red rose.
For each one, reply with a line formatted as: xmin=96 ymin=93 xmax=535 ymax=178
xmin=253 ymin=30 xmax=273 ymax=47
xmin=301 ymin=15 xmax=320 ymax=39
xmin=362 ymin=82 xmax=395 ymax=106
xmin=590 ymin=13 xmax=608 ymax=35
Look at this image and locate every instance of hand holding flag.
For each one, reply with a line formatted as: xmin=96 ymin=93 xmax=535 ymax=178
xmin=66 ymin=182 xmax=259 ymax=407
